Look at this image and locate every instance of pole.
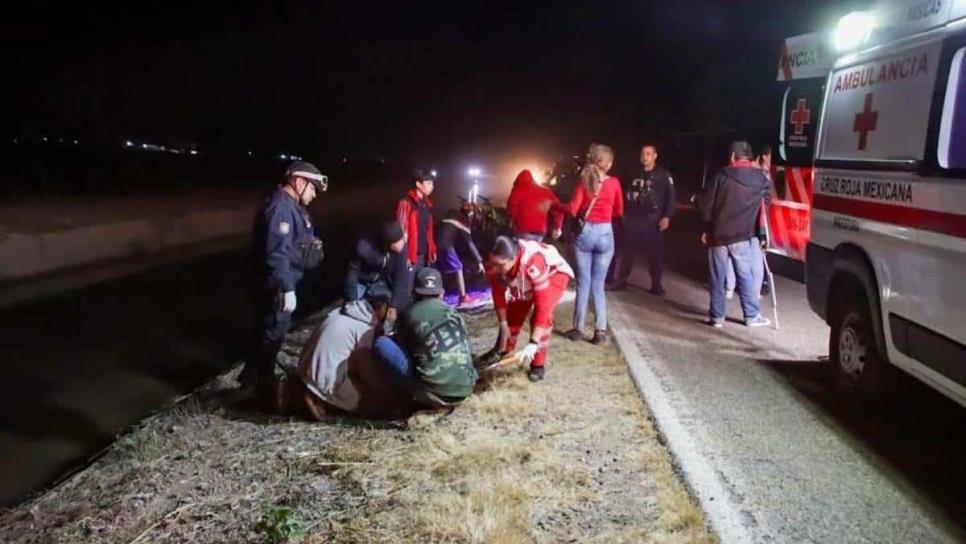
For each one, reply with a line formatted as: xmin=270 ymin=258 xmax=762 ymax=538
xmin=760 ymin=200 xmax=779 ymax=330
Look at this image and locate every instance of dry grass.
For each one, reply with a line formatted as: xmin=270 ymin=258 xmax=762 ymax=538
xmin=0 ymin=302 xmax=714 ymax=544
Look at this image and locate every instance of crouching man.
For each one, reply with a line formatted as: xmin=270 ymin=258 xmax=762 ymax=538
xmin=285 ymin=296 xmax=408 ymax=420
xmin=485 ymin=235 xmax=574 ymax=382
xmin=373 ymin=268 xmax=478 ymax=409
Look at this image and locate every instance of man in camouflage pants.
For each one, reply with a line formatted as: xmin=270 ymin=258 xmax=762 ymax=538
xmin=373 ymin=267 xmax=478 ymax=408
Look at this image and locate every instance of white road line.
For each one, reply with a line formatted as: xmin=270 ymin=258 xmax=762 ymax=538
xmin=609 ymin=295 xmax=756 ymax=544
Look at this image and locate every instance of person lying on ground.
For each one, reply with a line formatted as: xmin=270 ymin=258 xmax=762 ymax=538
xmin=483 ymin=235 xmax=574 ymax=382
xmin=344 ymin=221 xmax=411 ymax=333
xmin=373 ymin=268 xmax=478 ymax=410
xmin=435 ymin=206 xmax=485 ymax=306
xmin=279 ymin=296 xmax=409 ymax=420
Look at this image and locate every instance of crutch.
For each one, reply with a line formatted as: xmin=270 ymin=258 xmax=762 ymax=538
xmin=760 ymin=200 xmax=780 ymax=330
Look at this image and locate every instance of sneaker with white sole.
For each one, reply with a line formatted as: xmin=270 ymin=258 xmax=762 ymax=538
xmin=708 ymin=319 xmax=724 ymax=329
xmin=725 ymin=289 xmax=734 ymax=300
xmin=745 ymin=315 xmax=771 ymax=327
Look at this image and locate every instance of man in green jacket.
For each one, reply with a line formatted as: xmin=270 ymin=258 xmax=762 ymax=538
xmin=373 ymin=267 xmax=477 ymax=407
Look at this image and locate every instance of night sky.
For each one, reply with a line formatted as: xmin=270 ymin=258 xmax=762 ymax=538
xmin=3 ymin=1 xmax=865 ymax=164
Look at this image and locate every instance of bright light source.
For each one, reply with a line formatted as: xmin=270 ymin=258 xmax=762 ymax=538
xmin=430 ymin=169 xmax=438 ymax=177
xmin=141 ymin=143 xmax=149 ymax=149
xmin=247 ymin=150 xmax=252 ymax=156
xmin=467 ymin=166 xmax=482 ymax=177
xmin=125 ymin=140 xmax=134 ymax=147
xmin=280 ymin=154 xmax=288 ymax=160
xmin=72 ymin=139 xmax=79 ymax=145
xmin=189 ymin=149 xmax=198 ymax=156
xmin=834 ymin=11 xmax=874 ymax=51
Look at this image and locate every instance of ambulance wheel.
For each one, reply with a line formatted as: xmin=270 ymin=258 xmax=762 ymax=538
xmin=828 ymin=293 xmax=887 ymax=399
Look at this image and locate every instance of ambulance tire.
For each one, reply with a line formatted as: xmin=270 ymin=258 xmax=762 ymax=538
xmin=828 ymin=291 xmax=889 ymax=400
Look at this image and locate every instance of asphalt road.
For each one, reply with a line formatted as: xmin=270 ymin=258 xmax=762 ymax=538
xmin=607 ymin=213 xmax=966 ymax=543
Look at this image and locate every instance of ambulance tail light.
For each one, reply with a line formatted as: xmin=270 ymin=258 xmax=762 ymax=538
xmin=833 ymin=11 xmax=875 ymax=52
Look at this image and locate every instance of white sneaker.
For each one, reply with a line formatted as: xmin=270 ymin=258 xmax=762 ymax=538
xmin=745 ymin=315 xmax=771 ymax=328
xmin=708 ymin=319 xmax=724 ymax=329
xmin=725 ymin=289 xmax=734 ymax=300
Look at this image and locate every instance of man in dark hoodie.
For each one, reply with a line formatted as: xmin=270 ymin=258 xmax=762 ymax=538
xmin=344 ymin=221 xmax=412 ymax=332
xmin=700 ymin=141 xmax=771 ymax=329
xmin=435 ymin=206 xmax=485 ymax=305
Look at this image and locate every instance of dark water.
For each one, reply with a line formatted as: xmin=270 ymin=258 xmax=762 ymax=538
xmin=0 ymin=180 xmax=408 ymax=506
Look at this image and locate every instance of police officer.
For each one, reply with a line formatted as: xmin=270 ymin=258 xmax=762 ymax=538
xmin=607 ymin=144 xmax=675 ymax=295
xmin=243 ymin=161 xmax=328 ymax=405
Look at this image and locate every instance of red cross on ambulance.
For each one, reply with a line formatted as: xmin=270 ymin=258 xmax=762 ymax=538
xmin=853 ymin=93 xmax=878 ymax=151
xmin=790 ymin=98 xmax=811 ymax=134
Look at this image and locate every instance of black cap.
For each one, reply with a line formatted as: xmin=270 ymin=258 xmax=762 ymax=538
xmin=729 ymin=141 xmax=753 ymax=160
xmin=381 ymin=221 xmax=404 ymax=246
xmin=285 ymin=161 xmax=328 ymax=192
xmin=411 ymin=169 xmax=434 ymax=185
xmin=414 ymin=267 xmax=444 ymax=296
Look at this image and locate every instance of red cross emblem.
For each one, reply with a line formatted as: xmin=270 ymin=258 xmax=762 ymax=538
xmin=790 ymin=99 xmax=811 ymax=135
xmin=853 ymin=93 xmax=878 ymax=151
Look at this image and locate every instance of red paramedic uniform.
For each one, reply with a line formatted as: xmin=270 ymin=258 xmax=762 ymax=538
xmin=488 ymin=240 xmax=574 ymax=368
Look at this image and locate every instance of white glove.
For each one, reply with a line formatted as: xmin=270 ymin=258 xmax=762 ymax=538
xmin=282 ymin=291 xmax=297 ymax=313
xmin=516 ymin=342 xmax=539 ymax=365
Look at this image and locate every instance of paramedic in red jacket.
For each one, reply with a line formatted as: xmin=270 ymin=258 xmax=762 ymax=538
xmin=506 ymin=169 xmax=565 ymax=241
xmin=395 ymin=169 xmax=437 ymax=269
xmin=486 ymin=235 xmax=574 ymax=382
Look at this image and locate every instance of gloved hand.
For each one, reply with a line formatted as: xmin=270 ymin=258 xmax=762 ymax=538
xmin=516 ymin=342 xmax=539 ymax=365
xmin=282 ymin=291 xmax=297 ymax=313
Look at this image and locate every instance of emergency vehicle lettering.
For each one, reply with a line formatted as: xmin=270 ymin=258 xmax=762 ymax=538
xmin=832 ymin=53 xmax=929 ymax=92
xmin=819 ymin=175 xmax=913 ymax=203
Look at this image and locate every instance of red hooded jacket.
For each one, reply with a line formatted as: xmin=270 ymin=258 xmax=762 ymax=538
xmin=506 ymin=170 xmax=565 ymax=236
xmin=396 ymin=189 xmax=436 ymax=265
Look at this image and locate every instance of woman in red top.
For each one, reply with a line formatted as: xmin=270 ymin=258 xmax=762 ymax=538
xmin=564 ymin=143 xmax=624 ymax=345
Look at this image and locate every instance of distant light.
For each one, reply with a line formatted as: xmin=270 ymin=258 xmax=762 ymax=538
xmin=125 ymin=140 xmax=134 ymax=147
xmin=467 ymin=166 xmax=482 ymax=177
xmin=42 ymin=136 xmax=48 ymax=142
xmin=342 ymin=157 xmax=348 ymax=163
xmin=280 ymin=154 xmax=288 ymax=160
xmin=72 ymin=139 xmax=79 ymax=145
xmin=189 ymin=149 xmax=198 ymax=156
xmin=430 ymin=169 xmax=438 ymax=177
xmin=141 ymin=143 xmax=149 ymax=149
xmin=834 ymin=11 xmax=874 ymax=51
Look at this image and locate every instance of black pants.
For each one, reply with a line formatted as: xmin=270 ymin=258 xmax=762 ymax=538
xmin=241 ymin=287 xmax=292 ymax=395
xmin=611 ymin=219 xmax=664 ymax=289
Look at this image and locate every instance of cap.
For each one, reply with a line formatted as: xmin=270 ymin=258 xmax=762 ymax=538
xmin=729 ymin=141 xmax=753 ymax=160
xmin=285 ymin=161 xmax=328 ymax=192
xmin=381 ymin=221 xmax=404 ymax=246
xmin=413 ymin=267 xmax=444 ymax=296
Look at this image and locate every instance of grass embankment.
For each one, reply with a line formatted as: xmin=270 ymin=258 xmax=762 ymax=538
xmin=0 ymin=303 xmax=712 ymax=543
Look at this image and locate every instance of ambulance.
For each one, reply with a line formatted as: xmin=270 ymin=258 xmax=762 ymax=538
xmin=771 ymin=32 xmax=835 ymax=261
xmin=807 ymin=0 xmax=966 ymax=406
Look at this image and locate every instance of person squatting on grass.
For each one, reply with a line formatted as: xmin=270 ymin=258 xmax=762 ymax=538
xmin=485 ymin=235 xmax=574 ymax=382
xmin=281 ymin=296 xmax=409 ymax=420
xmin=373 ymin=268 xmax=478 ymax=408
xmin=435 ymin=206 xmax=485 ymax=306
xmin=564 ymin=143 xmax=624 ymax=346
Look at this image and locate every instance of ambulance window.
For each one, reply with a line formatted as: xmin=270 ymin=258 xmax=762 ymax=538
xmin=938 ymin=48 xmax=966 ymax=169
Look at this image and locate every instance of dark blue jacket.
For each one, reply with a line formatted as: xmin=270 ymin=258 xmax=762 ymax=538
xmin=625 ymin=166 xmax=676 ymax=225
xmin=252 ymin=187 xmax=317 ymax=292
xmin=344 ymin=235 xmax=412 ymax=310
xmin=699 ymin=162 xmax=770 ymax=247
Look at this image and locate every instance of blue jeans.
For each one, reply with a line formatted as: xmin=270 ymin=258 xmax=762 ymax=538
xmin=373 ymin=336 xmax=416 ymax=390
xmin=724 ymin=239 xmax=764 ymax=296
xmin=573 ymin=222 xmax=615 ymax=330
xmin=709 ymin=239 xmax=761 ymax=323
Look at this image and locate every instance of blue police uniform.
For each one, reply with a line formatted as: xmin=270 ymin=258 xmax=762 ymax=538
xmin=610 ymin=165 xmax=675 ymax=292
xmin=246 ymin=186 xmax=322 ymax=393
